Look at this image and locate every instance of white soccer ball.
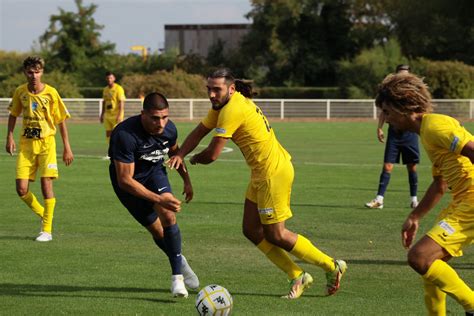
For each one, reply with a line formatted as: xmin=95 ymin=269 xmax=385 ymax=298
xmin=195 ymin=284 xmax=233 ymax=316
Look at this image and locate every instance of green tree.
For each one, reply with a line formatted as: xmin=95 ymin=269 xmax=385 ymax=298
xmin=337 ymin=38 xmax=408 ymax=98
xmin=240 ymin=0 xmax=360 ymax=86
xmin=388 ymin=0 xmax=474 ymax=65
xmin=39 ymin=0 xmax=115 ymax=85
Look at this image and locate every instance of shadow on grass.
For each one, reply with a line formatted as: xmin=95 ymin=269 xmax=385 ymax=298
xmin=0 ymin=236 xmax=34 ymax=241
xmin=0 ymin=283 xmax=177 ymax=303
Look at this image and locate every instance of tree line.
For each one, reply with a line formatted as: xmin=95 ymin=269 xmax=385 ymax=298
xmin=0 ymin=0 xmax=473 ymax=99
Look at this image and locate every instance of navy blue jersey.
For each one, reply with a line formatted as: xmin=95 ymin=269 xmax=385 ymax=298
xmin=108 ymin=115 xmax=177 ymax=184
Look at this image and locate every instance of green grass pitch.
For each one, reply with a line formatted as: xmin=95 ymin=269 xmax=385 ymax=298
xmin=1 ymin=121 xmax=474 ymax=315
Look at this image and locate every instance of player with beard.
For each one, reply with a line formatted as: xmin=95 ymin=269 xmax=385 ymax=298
xmin=167 ymin=68 xmax=347 ymax=299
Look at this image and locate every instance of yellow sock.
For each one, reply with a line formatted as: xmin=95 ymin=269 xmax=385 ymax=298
xmin=290 ymin=234 xmax=336 ymax=272
xmin=20 ymin=191 xmax=44 ymax=218
xmin=42 ymin=198 xmax=56 ymax=234
xmin=423 ymin=259 xmax=474 ymax=311
xmin=423 ymin=278 xmax=446 ymax=316
xmin=257 ymin=239 xmax=303 ymax=280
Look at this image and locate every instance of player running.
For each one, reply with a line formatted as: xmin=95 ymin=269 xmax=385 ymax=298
xmin=167 ymin=68 xmax=346 ymax=299
xmin=377 ymin=72 xmax=474 ymax=315
xmin=108 ymin=92 xmax=199 ymax=298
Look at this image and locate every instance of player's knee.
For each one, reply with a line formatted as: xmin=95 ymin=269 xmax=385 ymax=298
xmin=159 ymin=211 xmax=177 ymax=227
xmin=383 ymin=164 xmax=393 ymax=173
xmin=263 ymin=230 xmax=285 ymax=247
xmin=16 ymin=187 xmax=28 ymax=197
xmin=242 ymin=225 xmax=262 ymax=245
xmin=407 ymin=248 xmax=430 ymax=274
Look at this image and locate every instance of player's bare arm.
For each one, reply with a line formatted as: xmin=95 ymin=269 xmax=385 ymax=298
xmin=58 ymin=121 xmax=74 ymax=166
xmin=460 ymin=141 xmax=474 ymax=163
xmin=169 ymin=144 xmax=193 ymax=203
xmin=189 ymin=136 xmax=227 ymax=165
xmin=167 ymin=123 xmax=211 ymax=170
xmin=377 ymin=112 xmax=385 ymax=143
xmin=5 ymin=114 xmax=17 ymax=155
xmin=115 ymin=160 xmax=181 ymax=212
xmin=99 ymin=99 xmax=105 ymax=123
xmin=401 ymin=176 xmax=446 ymax=249
xmin=117 ymin=99 xmax=125 ymax=123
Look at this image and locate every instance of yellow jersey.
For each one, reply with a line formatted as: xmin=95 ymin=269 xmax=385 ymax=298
xmin=102 ymin=83 xmax=125 ymax=117
xmin=202 ymin=91 xmax=291 ymax=180
xmin=8 ymin=84 xmax=71 ymax=139
xmin=421 ymin=113 xmax=474 ymax=201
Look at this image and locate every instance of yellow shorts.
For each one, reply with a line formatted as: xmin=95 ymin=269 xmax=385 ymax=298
xmin=104 ymin=114 xmax=123 ymax=131
xmin=16 ymin=135 xmax=58 ymax=180
xmin=246 ymin=161 xmax=294 ymax=225
xmin=427 ymin=199 xmax=474 ymax=257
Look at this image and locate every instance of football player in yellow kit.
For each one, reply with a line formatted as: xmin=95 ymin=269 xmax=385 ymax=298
xmin=100 ymin=71 xmax=125 ymax=143
xmin=5 ymin=56 xmax=74 ymax=242
xmin=377 ymin=72 xmax=474 ymax=316
xmin=167 ymin=68 xmax=346 ymax=299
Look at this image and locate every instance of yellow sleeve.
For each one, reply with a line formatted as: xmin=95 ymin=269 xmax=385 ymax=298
xmin=201 ymin=108 xmax=218 ymax=130
xmin=8 ymin=87 xmax=22 ymax=117
xmin=118 ymin=85 xmax=126 ymax=101
xmin=52 ymin=90 xmax=71 ymax=124
xmin=430 ymin=123 xmax=472 ymax=155
xmin=214 ymin=104 xmax=242 ymax=138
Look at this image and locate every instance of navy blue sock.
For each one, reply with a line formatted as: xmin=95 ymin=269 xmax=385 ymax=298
xmin=163 ymin=224 xmax=182 ymax=275
xmin=153 ymin=237 xmax=168 ymax=254
xmin=377 ymin=171 xmax=391 ymax=196
xmin=408 ymin=171 xmax=418 ymax=197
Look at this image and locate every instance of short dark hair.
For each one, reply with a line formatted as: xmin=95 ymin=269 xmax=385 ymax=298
xmin=105 ymin=71 xmax=115 ymax=77
xmin=395 ymin=64 xmax=410 ymax=73
xmin=23 ymin=56 xmax=44 ymax=70
xmin=208 ymin=67 xmax=255 ymax=98
xmin=143 ymin=92 xmax=169 ymax=111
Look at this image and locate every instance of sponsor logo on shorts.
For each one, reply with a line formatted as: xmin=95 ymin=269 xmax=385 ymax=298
xmin=47 ymin=164 xmax=58 ymax=170
xmin=438 ymin=220 xmax=455 ymax=235
xmin=215 ymin=127 xmax=226 ymax=134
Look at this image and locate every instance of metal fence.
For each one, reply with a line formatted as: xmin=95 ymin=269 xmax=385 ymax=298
xmin=1 ymin=98 xmax=474 ymax=121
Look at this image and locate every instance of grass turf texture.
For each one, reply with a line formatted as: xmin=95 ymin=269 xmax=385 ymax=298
xmin=1 ymin=121 xmax=474 ymax=315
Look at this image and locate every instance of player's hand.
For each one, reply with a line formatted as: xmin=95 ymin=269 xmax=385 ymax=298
xmin=401 ymin=215 xmax=419 ymax=249
xmin=166 ymin=155 xmax=186 ymax=172
xmin=63 ymin=148 xmax=74 ymax=166
xmin=377 ymin=128 xmax=385 ymax=143
xmin=5 ymin=137 xmax=16 ymax=156
xmin=159 ymin=193 xmax=182 ymax=212
xmin=99 ymin=114 xmax=104 ymax=123
xmin=182 ymin=182 xmax=193 ymax=203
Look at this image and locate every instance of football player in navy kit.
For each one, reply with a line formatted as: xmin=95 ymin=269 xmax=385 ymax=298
xmin=108 ymin=92 xmax=198 ymax=298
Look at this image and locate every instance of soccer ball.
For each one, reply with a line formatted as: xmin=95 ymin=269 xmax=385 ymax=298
xmin=195 ymin=284 xmax=233 ymax=316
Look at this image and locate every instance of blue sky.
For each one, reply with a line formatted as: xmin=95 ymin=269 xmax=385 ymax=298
xmin=0 ymin=0 xmax=252 ymax=54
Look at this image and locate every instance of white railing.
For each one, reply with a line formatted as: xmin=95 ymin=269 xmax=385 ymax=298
xmin=1 ymin=98 xmax=473 ymax=121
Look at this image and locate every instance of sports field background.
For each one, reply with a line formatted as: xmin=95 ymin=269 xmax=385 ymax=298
xmin=1 ymin=121 xmax=474 ymax=315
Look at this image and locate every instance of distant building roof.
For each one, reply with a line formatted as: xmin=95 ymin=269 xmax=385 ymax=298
xmin=164 ymin=23 xmax=252 ymax=57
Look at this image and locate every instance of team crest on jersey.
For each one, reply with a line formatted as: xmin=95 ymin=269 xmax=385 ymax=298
xmin=31 ymin=101 xmax=39 ymax=111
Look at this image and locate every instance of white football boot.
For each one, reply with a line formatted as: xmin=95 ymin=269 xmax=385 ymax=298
xmin=35 ymin=232 xmax=52 ymax=242
xmin=171 ymin=274 xmax=188 ymax=298
xmin=181 ymin=255 xmax=199 ymax=290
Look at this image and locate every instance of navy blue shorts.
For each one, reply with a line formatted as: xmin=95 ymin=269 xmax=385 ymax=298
xmin=109 ymin=165 xmax=173 ymax=227
xmin=383 ymin=127 xmax=420 ymax=164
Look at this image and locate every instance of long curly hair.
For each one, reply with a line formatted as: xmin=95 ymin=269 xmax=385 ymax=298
xmin=375 ymin=73 xmax=433 ymax=115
